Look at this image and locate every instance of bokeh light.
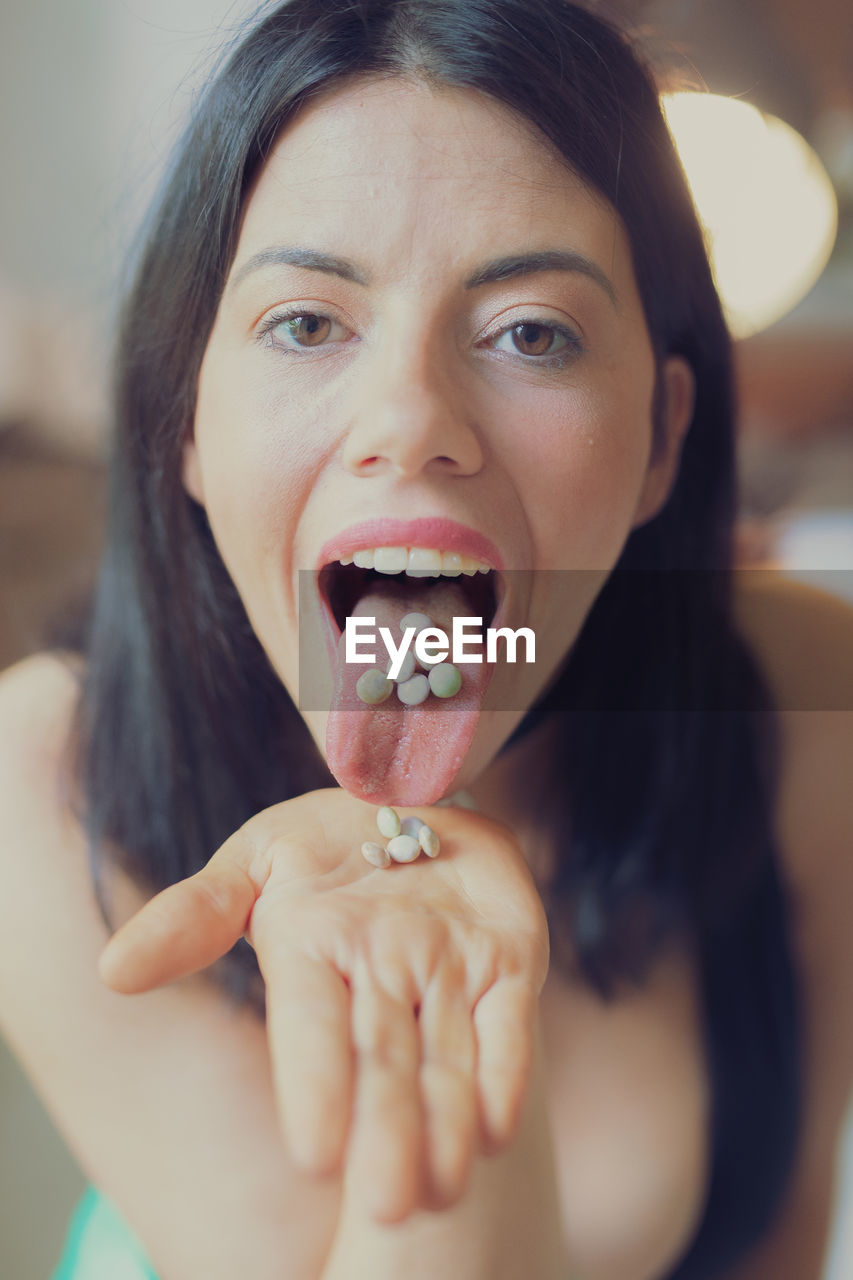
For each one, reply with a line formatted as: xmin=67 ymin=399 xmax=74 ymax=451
xmin=661 ymin=92 xmax=838 ymax=338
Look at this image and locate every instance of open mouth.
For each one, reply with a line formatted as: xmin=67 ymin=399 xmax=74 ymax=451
xmin=319 ymin=560 xmax=507 ymax=805
xmin=318 ymin=562 xmax=503 ymax=636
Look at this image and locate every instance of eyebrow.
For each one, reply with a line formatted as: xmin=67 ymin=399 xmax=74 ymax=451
xmin=465 ymin=250 xmax=617 ymax=307
xmin=229 ymin=245 xmax=618 ymax=306
xmin=230 ymin=247 xmax=368 ymax=290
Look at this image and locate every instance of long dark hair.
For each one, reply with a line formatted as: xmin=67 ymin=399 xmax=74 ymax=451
xmin=72 ymin=3 xmax=801 ymax=1273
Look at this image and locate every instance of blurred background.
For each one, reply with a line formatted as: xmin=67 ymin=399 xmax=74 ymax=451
xmin=1 ymin=0 xmax=852 ymax=1275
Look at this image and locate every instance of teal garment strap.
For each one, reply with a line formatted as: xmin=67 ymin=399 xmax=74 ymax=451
xmin=52 ymin=1186 xmax=160 ymax=1280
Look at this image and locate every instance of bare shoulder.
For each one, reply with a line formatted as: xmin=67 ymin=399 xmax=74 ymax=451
xmin=729 ymin=575 xmax=853 ymax=1269
xmin=731 ymin=573 xmax=853 ymax=891
xmin=0 ymin=650 xmax=82 ymax=790
xmin=0 ymin=651 xmax=93 ymax=933
xmin=0 ymin=652 xmax=340 ymax=1279
xmin=732 ymin=571 xmax=853 ymax=721
xmin=0 ymin=650 xmax=150 ymax=926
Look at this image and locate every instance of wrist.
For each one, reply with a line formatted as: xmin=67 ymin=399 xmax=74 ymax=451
xmin=319 ymin=1013 xmax=567 ymax=1280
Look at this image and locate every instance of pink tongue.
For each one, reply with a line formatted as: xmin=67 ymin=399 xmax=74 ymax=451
xmin=325 ymin=579 xmax=494 ymax=805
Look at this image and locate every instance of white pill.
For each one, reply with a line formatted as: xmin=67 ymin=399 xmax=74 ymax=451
xmin=386 ymin=834 xmax=421 ymax=863
xmin=400 ymin=816 xmax=425 ymax=839
xmin=361 ymin=841 xmax=391 ymax=868
xmin=428 ymin=662 xmax=462 ymax=698
xmin=356 ymin=668 xmax=393 ymax=704
xmin=397 ymin=673 xmax=429 ymax=705
xmin=400 ymin=611 xmax=432 ymax=634
xmin=418 ymin=825 xmax=440 ymax=858
xmin=413 ymin=627 xmax=449 ymax=670
xmin=384 ymin=650 xmax=416 ymax=683
xmin=377 ymin=806 xmax=401 ymax=839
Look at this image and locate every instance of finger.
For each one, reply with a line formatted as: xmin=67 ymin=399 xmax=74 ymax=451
xmin=260 ymin=946 xmax=353 ymax=1177
xmin=349 ymin=962 xmax=422 ymax=1222
xmin=473 ymin=974 xmax=536 ymax=1153
xmin=98 ymin=831 xmax=259 ymax=993
xmin=418 ymin=965 xmax=478 ymax=1208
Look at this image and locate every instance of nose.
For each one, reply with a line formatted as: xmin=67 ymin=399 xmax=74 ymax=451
xmin=340 ymin=330 xmax=484 ymax=480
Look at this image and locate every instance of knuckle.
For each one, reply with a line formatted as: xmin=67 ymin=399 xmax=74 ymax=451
xmin=188 ymin=872 xmax=236 ymax=923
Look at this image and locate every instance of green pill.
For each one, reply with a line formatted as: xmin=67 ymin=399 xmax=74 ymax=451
xmin=428 ymin=662 xmax=462 ymax=698
xmin=356 ymin=668 xmax=393 ymax=704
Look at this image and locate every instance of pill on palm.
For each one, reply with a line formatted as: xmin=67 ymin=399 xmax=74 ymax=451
xmin=400 ymin=816 xmax=425 ymax=839
xmin=418 ymin=825 xmax=440 ymax=858
xmin=361 ymin=841 xmax=391 ymax=869
xmin=377 ymin=806 xmax=401 ymax=838
xmin=355 ymin=668 xmax=393 ymax=704
xmin=397 ymin=673 xmax=429 ymax=705
xmin=428 ymin=662 xmax=462 ymax=698
xmin=386 ymin=834 xmax=421 ymax=863
xmin=384 ymin=651 xmax=416 ymax=683
xmin=400 ymin=611 xmax=432 ymax=634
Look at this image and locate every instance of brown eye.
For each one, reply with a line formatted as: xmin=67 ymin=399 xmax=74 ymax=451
xmin=487 ymin=318 xmax=582 ymax=367
xmin=280 ymin=314 xmax=332 ymax=346
xmin=510 ymin=323 xmax=558 ymax=356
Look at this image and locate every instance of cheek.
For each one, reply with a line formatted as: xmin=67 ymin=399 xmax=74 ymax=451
xmin=192 ymin=350 xmax=332 ymax=580
xmin=504 ymin=380 xmax=652 ymax=568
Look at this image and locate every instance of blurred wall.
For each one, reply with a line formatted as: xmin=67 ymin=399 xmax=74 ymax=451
xmin=0 ymin=1 xmax=258 ymax=314
xmin=0 ymin=7 xmax=260 ymax=1276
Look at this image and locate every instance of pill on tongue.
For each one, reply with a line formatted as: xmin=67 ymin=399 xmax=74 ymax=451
xmin=385 ymin=651 xmax=416 ymax=683
xmin=356 ymin=668 xmax=393 ymax=704
xmin=400 ymin=611 xmax=433 ymax=633
xmin=428 ymin=662 xmax=462 ymax=698
xmin=397 ymin=673 xmax=429 ymax=705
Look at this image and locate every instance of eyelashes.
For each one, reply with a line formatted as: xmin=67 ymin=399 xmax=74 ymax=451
xmin=488 ymin=320 xmax=583 ymax=368
xmin=257 ymin=311 xmax=349 ymax=349
xmin=256 ymin=308 xmax=585 ymax=371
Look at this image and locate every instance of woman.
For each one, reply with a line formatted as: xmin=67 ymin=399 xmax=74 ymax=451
xmin=2 ymin=1 xmax=852 ymax=1276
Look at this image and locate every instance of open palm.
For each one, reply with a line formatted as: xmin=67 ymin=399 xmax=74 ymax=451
xmin=99 ymin=787 xmax=550 ymax=1221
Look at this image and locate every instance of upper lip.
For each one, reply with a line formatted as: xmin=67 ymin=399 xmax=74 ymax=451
xmin=315 ymin=518 xmax=506 ymax=572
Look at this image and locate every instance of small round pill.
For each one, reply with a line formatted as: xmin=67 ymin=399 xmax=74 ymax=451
xmin=361 ymin=841 xmax=391 ymax=869
xmin=355 ymin=668 xmax=393 ymax=704
xmin=400 ymin=816 xmax=425 ymax=839
xmin=418 ymin=825 xmax=440 ymax=858
xmin=386 ymin=834 xmax=421 ymax=863
xmin=384 ymin=651 xmax=416 ymax=683
xmin=377 ymin=806 xmax=401 ymax=839
xmin=428 ymin=662 xmax=462 ymax=698
xmin=397 ymin=673 xmax=429 ymax=706
xmin=413 ymin=627 xmax=450 ymax=670
xmin=400 ymin=611 xmax=432 ymax=634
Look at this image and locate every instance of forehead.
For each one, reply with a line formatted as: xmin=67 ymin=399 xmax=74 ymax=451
xmin=235 ymin=76 xmax=635 ymax=293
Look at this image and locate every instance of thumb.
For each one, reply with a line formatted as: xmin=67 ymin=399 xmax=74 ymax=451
xmin=98 ymin=833 xmax=262 ymax=993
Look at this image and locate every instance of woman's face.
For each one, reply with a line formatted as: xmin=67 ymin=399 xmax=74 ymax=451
xmin=186 ymin=76 xmax=692 ymax=796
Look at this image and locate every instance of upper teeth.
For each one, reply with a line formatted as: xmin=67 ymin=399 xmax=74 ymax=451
xmin=338 ymin=546 xmax=492 ymax=577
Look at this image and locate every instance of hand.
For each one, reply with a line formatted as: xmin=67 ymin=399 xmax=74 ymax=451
xmin=98 ymin=788 xmax=549 ymax=1222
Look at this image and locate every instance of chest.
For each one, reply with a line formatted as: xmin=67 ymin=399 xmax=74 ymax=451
xmin=538 ymin=947 xmax=712 ymax=1278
